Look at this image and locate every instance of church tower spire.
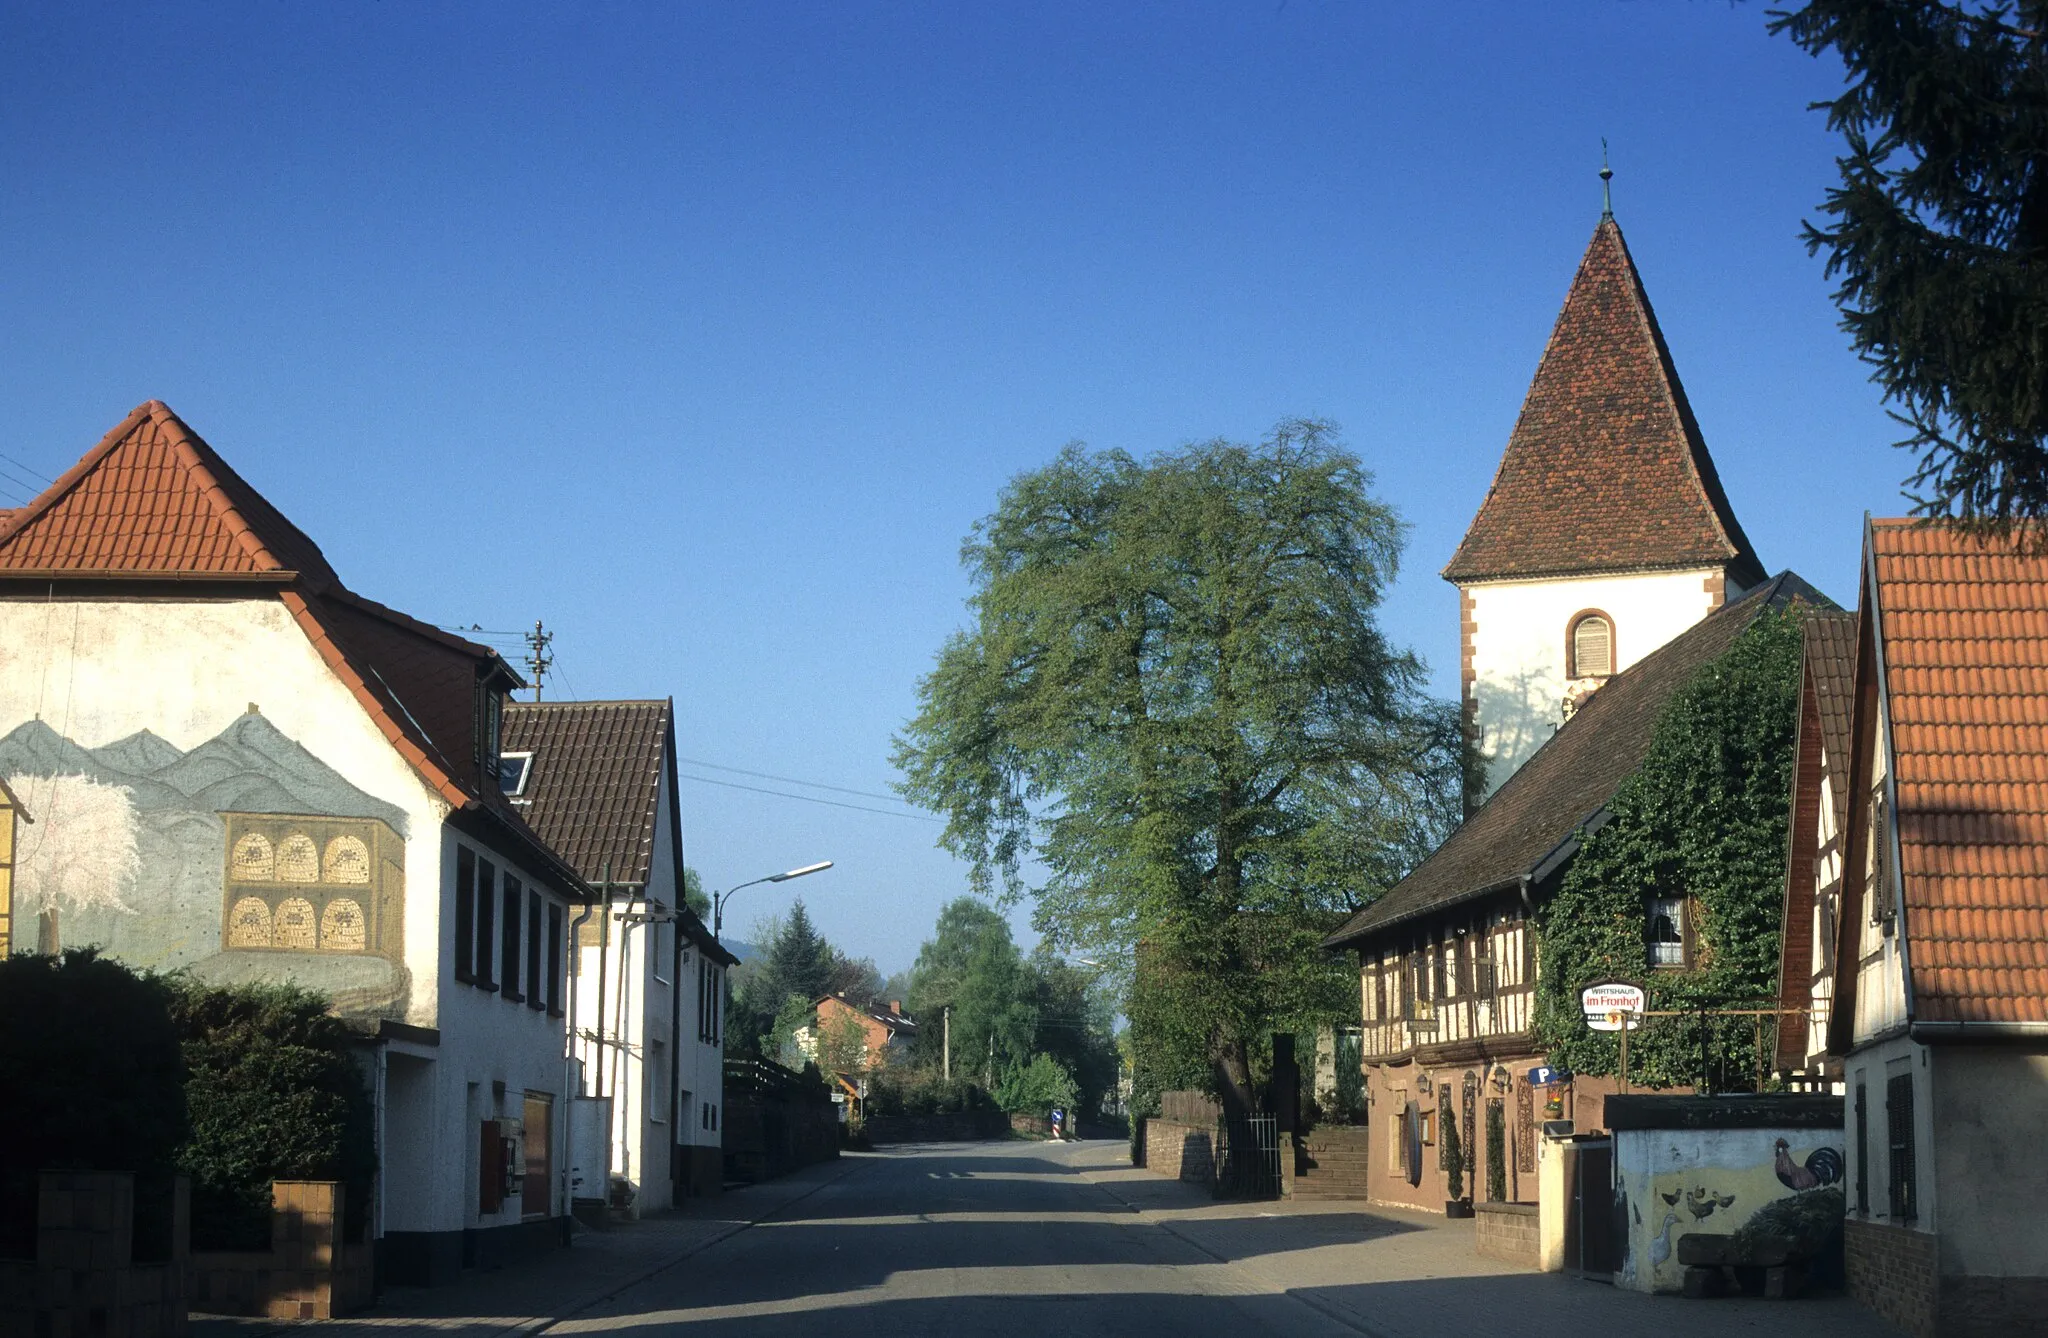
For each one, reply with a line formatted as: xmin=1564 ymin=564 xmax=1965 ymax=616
xmin=1450 ymin=215 xmax=1763 ymax=803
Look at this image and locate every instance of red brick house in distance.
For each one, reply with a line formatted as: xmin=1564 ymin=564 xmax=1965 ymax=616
xmin=803 ymin=994 xmax=917 ymax=1077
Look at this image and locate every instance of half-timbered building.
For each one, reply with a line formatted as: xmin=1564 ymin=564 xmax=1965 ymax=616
xmin=1328 ymin=573 xmax=1825 ymax=1212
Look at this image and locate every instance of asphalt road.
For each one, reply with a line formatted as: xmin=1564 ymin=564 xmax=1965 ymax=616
xmin=552 ymin=1139 xmax=1369 ymax=1338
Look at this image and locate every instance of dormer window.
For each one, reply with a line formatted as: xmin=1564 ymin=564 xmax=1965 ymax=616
xmin=498 ymin=751 xmax=534 ymax=797
xmin=1569 ymin=612 xmax=1614 ymax=678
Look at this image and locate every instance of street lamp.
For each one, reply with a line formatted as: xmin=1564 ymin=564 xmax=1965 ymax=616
xmin=712 ymin=859 xmax=833 ymax=937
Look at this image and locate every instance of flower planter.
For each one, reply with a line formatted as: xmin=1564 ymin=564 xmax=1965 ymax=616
xmin=1445 ymin=1199 xmax=1475 ymax=1219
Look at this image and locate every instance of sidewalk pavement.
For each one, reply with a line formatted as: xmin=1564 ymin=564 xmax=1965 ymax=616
xmin=1070 ymin=1142 xmax=1901 ymax=1337
xmin=190 ymin=1156 xmax=865 ymax=1338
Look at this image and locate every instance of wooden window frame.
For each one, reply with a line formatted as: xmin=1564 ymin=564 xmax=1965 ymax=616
xmin=500 ymin=875 xmax=524 ymax=1003
xmin=475 ymin=860 xmax=498 ymax=992
xmin=1566 ymin=610 xmax=1616 ymax=679
xmin=454 ymin=846 xmax=476 ymax=982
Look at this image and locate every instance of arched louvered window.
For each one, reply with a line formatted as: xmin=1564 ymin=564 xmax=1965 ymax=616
xmin=1570 ymin=612 xmax=1614 ymax=678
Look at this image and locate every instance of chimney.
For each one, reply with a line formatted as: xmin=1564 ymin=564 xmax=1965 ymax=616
xmin=888 ymin=1000 xmax=902 ymax=1015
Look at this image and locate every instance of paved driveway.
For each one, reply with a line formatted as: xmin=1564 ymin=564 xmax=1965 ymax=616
xmin=553 ymin=1139 xmax=1900 ymax=1337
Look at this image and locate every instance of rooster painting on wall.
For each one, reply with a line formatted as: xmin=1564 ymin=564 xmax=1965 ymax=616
xmin=1774 ymin=1138 xmax=1845 ymax=1192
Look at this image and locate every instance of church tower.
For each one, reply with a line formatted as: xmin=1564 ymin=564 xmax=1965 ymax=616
xmin=1449 ymin=213 xmax=1764 ymax=802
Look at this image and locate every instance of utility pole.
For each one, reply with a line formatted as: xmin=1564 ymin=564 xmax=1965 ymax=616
xmin=943 ymin=1006 xmax=951 ymax=1081
xmin=524 ymin=620 xmax=554 ymax=702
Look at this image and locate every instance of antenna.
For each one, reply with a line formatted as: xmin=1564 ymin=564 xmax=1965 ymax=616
xmin=1600 ymin=139 xmax=1614 ymax=220
xmin=524 ymin=620 xmax=554 ymax=702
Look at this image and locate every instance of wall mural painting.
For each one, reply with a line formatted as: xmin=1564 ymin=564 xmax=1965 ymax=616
xmin=0 ymin=710 xmax=411 ymax=1020
xmin=1616 ymin=1130 xmax=1846 ymax=1292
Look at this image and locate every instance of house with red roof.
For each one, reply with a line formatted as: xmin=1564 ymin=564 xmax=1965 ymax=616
xmin=1447 ymin=215 xmax=1765 ymax=801
xmin=1803 ymin=519 xmax=2048 ymax=1336
xmin=500 ymin=699 xmax=738 ymax=1212
xmin=0 ymin=402 xmax=591 ymax=1286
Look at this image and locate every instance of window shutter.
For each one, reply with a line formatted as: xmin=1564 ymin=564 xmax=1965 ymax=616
xmin=1573 ymin=616 xmax=1613 ymax=677
xmin=1887 ymin=1073 xmax=1917 ymax=1221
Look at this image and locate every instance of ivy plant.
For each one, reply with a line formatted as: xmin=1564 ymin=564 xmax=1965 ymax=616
xmin=1535 ymin=610 xmax=1806 ymax=1089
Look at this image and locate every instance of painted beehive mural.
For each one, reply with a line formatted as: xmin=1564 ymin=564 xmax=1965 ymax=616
xmin=0 ymin=708 xmax=412 ymax=1018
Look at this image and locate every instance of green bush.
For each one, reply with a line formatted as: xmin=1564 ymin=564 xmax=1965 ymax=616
xmin=0 ymin=950 xmax=189 ymax=1175
xmin=865 ymin=1066 xmax=993 ymax=1117
xmin=164 ymin=978 xmax=377 ymax=1249
xmin=994 ymin=1053 xmax=1080 ymax=1115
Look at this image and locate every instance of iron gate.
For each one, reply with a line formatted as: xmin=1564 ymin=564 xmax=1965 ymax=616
xmin=1214 ymin=1114 xmax=1282 ymax=1199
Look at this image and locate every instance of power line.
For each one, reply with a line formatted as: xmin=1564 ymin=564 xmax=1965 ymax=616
xmin=673 ymin=754 xmax=915 ymax=806
xmin=0 ymin=451 xmax=51 ymax=485
xmin=675 ymin=770 xmax=943 ymax=822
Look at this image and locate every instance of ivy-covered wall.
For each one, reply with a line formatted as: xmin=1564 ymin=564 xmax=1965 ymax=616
xmin=1534 ymin=610 xmax=1806 ymax=1090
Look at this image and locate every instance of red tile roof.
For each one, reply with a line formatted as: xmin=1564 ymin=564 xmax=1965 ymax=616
xmin=1443 ymin=219 xmax=1764 ymax=587
xmin=0 ymin=401 xmax=339 ymax=587
xmin=1864 ymin=519 xmax=2048 ymax=1024
xmin=0 ymin=403 xmax=585 ymax=896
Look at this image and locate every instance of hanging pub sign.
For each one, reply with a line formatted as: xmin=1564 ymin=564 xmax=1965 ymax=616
xmin=1580 ymin=981 xmax=1645 ymax=1032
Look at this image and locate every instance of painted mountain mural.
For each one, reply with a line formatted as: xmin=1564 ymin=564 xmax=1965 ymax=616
xmin=1 ymin=710 xmax=412 ymax=1019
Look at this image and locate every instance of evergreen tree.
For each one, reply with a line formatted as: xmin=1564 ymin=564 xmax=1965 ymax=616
xmin=767 ymin=899 xmax=835 ymax=1004
xmin=1774 ymin=0 xmax=2048 ymax=524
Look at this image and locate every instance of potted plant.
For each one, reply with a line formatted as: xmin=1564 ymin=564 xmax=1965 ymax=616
xmin=1442 ymin=1105 xmax=1473 ymax=1217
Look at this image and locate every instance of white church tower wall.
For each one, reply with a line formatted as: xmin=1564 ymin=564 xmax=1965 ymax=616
xmin=1446 ymin=212 xmax=1764 ymax=803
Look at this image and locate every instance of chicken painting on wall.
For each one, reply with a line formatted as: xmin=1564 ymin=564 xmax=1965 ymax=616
xmin=1774 ymin=1138 xmax=1844 ymax=1192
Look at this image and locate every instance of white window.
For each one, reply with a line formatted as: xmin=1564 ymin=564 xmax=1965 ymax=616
xmin=498 ymin=751 xmax=534 ymax=797
xmin=1571 ymin=614 xmax=1614 ymax=678
xmin=1648 ymin=896 xmax=1686 ymax=968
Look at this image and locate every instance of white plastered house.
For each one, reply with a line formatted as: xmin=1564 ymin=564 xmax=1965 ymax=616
xmin=0 ymin=401 xmax=594 ymax=1284
xmin=501 ymin=699 xmax=736 ymax=1212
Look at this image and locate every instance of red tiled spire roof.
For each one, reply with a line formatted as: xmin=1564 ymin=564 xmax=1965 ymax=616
xmin=1443 ymin=219 xmax=1764 ymax=586
xmin=1853 ymin=519 xmax=2048 ymax=1025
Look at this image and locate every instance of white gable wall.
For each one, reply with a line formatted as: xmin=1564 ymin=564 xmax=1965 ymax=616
xmin=1462 ymin=567 xmax=1730 ymax=796
xmin=0 ymin=595 xmax=577 ymax=1258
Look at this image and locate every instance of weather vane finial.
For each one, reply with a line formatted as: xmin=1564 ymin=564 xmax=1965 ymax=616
xmin=1600 ymin=138 xmax=1614 ymax=220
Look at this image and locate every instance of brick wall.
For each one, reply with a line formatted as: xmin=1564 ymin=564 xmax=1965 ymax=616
xmin=1293 ymin=1126 xmax=1373 ymax=1201
xmin=0 ymin=1171 xmax=190 ymax=1338
xmin=190 ymin=1181 xmax=373 ymax=1321
xmin=1143 ymin=1119 xmax=1215 ymax=1187
xmin=1475 ymin=1202 xmax=1538 ymax=1269
xmin=1846 ymin=1217 xmax=1937 ymax=1338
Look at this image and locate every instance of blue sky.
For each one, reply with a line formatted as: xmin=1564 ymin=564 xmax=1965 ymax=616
xmin=1 ymin=3 xmax=1896 ymax=974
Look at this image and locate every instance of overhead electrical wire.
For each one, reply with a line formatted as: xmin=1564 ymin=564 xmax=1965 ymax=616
xmin=433 ymin=624 xmax=935 ymax=821
xmin=674 ymin=770 xmax=942 ymax=822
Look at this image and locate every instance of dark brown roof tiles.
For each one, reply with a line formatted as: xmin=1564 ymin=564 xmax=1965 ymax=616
xmin=1327 ymin=570 xmax=1833 ymax=948
xmin=1444 ymin=219 xmax=1763 ymax=587
xmin=501 ymin=700 xmax=671 ymax=890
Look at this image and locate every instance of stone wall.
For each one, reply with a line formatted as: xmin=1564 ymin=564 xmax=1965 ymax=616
xmin=863 ymin=1110 xmax=1010 ymax=1144
xmin=1143 ymin=1119 xmax=1215 ymax=1187
xmin=1475 ymin=1202 xmax=1538 ymax=1269
xmin=0 ymin=1171 xmax=189 ymax=1338
xmin=190 ymin=1181 xmax=373 ymax=1320
xmin=1293 ymin=1125 xmax=1372 ymax=1201
xmin=1845 ymin=1217 xmax=1937 ymax=1338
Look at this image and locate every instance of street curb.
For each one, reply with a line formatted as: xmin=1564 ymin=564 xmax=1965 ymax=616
xmin=1075 ymin=1161 xmax=1395 ymax=1338
xmin=523 ymin=1156 xmax=867 ymax=1336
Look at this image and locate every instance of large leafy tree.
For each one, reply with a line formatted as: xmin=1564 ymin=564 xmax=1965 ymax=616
xmin=1774 ymin=0 xmax=2048 ymax=523
xmin=895 ymin=422 xmax=1464 ymax=1109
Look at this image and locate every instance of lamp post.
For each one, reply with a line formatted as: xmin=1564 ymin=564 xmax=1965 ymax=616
xmin=712 ymin=860 xmax=833 ymax=937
